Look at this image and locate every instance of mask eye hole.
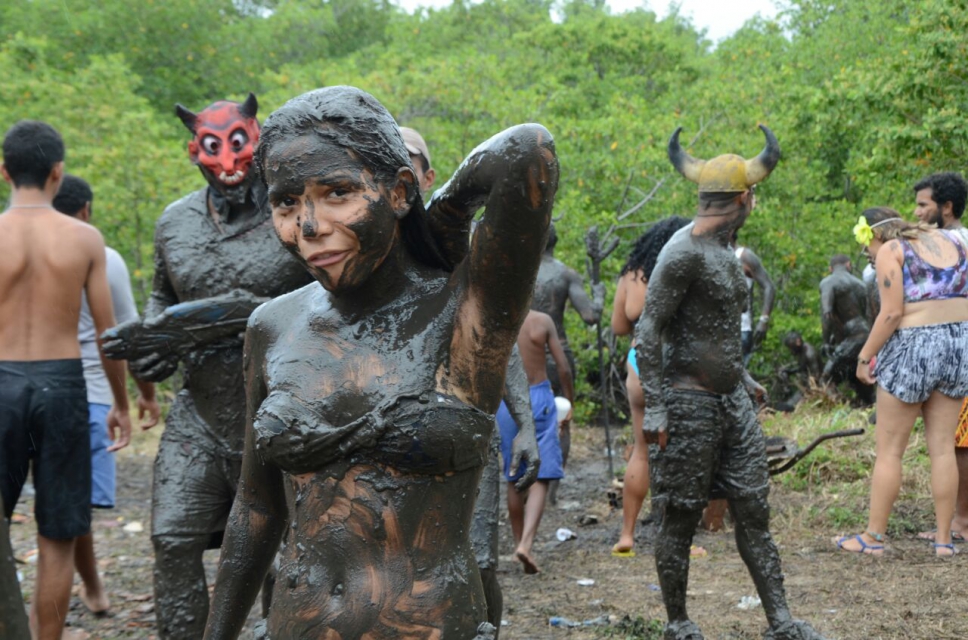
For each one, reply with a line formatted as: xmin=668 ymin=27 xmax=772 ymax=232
xmin=201 ymin=135 xmax=220 ymax=155
xmin=229 ymin=130 xmax=248 ymax=151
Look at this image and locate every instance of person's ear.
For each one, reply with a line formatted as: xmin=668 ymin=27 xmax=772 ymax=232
xmin=424 ymin=167 xmax=436 ymax=191
xmin=0 ymin=164 xmax=11 ymax=186
xmin=390 ymin=167 xmax=417 ymax=220
xmin=944 ymin=200 xmax=955 ymax=219
xmin=80 ymin=202 xmax=92 ymax=223
xmin=48 ymin=161 xmax=65 ymax=192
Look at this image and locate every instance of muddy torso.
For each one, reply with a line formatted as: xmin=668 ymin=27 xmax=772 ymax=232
xmin=532 ymin=255 xmax=572 ymax=343
xmin=154 ymin=187 xmax=309 ymax=452
xmin=255 ymin=278 xmax=493 ymax=637
xmin=660 ymin=232 xmax=748 ymax=394
xmin=821 ymin=270 xmax=869 ymax=344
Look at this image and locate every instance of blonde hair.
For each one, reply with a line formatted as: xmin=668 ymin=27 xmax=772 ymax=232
xmin=863 ymin=206 xmax=935 ymax=242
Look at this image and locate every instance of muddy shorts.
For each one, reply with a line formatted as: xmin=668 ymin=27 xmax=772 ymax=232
xmin=0 ymin=360 xmax=91 ymax=540
xmin=875 ymin=321 xmax=968 ymax=404
xmin=470 ymin=424 xmax=501 ymax=570
xmin=649 ymin=385 xmax=769 ymax=512
xmin=152 ymin=394 xmax=243 ymax=539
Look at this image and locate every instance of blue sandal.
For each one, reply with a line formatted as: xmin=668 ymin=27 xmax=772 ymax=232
xmin=834 ymin=534 xmax=884 ymax=555
xmin=933 ymin=542 xmax=958 ymax=557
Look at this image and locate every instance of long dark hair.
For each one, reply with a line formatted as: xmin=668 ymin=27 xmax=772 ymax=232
xmin=256 ymin=86 xmax=451 ymax=271
xmin=620 ymin=216 xmax=691 ymax=281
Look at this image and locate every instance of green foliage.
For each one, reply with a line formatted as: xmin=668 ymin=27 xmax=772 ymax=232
xmin=1 ymin=0 xmax=964 ymax=409
xmin=596 ymin=615 xmax=665 ymax=639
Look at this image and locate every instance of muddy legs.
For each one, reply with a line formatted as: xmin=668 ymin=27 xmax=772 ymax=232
xmin=152 ymin=534 xmax=209 ymax=640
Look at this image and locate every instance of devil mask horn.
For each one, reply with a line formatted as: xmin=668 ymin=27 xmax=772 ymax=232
xmin=668 ymin=124 xmax=781 ymax=193
xmin=175 ymin=104 xmax=197 ymax=133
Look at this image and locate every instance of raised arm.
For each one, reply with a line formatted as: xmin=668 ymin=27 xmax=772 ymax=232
xmin=634 ymin=246 xmax=695 ymax=448
xmin=503 ymin=344 xmax=539 ymax=491
xmin=204 ymin=313 xmax=287 ymax=640
xmin=438 ymin=124 xmax=558 ymax=409
xmin=84 ymin=231 xmax=131 ymax=452
xmin=742 ymin=249 xmax=775 ymax=345
xmin=566 ymin=268 xmax=604 ymax=325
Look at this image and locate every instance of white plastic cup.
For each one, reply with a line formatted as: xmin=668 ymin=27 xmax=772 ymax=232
xmin=554 ymin=396 xmax=572 ymax=424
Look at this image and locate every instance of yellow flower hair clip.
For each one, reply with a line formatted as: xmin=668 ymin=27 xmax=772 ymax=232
xmin=853 ymin=216 xmax=873 ymax=246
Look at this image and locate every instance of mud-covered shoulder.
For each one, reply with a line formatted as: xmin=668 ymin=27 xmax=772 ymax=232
xmin=155 ymin=187 xmax=207 ymax=233
xmin=248 ymin=282 xmax=318 ymax=338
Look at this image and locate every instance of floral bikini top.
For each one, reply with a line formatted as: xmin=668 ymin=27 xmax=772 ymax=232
xmin=900 ymin=230 xmax=968 ymax=303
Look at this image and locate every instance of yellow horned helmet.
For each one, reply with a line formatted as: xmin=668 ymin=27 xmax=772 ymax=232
xmin=667 ymin=125 xmax=781 ymax=193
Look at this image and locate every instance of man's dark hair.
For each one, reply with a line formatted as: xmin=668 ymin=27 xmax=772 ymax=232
xmin=621 ymin=216 xmax=691 ymax=282
xmin=53 ymin=174 xmax=93 ymax=217
xmin=913 ymin=172 xmax=967 ymax=219
xmin=829 ymin=254 xmax=851 ymax=269
xmin=411 ymin=152 xmax=430 ymax=175
xmin=2 ymin=120 xmax=65 ymax=189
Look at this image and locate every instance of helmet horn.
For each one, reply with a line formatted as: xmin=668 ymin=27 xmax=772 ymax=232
xmin=667 ymin=127 xmax=705 ymax=184
xmin=744 ymin=124 xmax=781 ymax=186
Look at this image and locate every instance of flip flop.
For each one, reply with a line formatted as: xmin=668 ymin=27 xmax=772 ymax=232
xmin=611 ymin=548 xmax=636 ymax=558
xmin=933 ymin=542 xmax=959 ymax=557
xmin=917 ymin=529 xmax=966 ymax=542
xmin=834 ymin=534 xmax=884 ymax=556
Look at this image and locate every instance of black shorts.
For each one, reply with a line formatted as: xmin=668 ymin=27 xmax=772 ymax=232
xmin=0 ymin=360 xmax=91 ymax=540
xmin=650 ymin=386 xmax=770 ymax=512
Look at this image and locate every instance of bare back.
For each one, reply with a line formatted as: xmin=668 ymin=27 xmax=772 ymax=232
xmin=0 ymin=208 xmax=106 ymax=360
xmin=516 ymin=310 xmax=557 ymax=385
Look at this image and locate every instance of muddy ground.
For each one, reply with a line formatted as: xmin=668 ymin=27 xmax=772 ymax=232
xmin=8 ymin=422 xmax=967 ymax=639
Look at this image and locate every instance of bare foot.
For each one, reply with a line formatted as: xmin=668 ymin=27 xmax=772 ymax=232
xmin=917 ymin=528 xmax=966 ymax=542
xmin=515 ymin=549 xmax=540 ymax=574
xmin=79 ymin=583 xmax=111 ymax=616
xmin=612 ymin=536 xmax=634 ymax=555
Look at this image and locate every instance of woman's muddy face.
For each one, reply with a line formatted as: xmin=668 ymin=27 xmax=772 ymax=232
xmin=264 ymin=134 xmax=405 ymax=294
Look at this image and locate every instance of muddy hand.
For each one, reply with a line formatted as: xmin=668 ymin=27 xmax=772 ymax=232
xmin=643 ymin=407 xmax=669 ymax=451
xmin=511 ymin=431 xmax=541 ymax=492
xmin=100 ymin=317 xmax=143 ymax=360
xmin=130 ymin=352 xmax=179 ymax=383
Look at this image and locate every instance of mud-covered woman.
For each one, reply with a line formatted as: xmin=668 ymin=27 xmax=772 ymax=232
xmin=201 ymin=86 xmax=557 ymax=640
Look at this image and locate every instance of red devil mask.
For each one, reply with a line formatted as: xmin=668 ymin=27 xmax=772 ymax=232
xmin=175 ymin=93 xmax=260 ymax=205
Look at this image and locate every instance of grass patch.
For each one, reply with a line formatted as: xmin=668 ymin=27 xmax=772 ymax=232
xmin=596 ymin=616 xmax=665 ymax=639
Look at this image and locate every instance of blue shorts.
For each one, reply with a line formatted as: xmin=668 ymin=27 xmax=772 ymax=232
xmin=88 ymin=403 xmax=116 ymax=508
xmin=627 ymin=347 xmax=639 ymax=376
xmin=497 ymin=380 xmax=563 ymax=481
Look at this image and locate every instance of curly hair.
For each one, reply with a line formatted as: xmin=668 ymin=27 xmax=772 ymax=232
xmin=913 ymin=172 xmax=967 ymax=219
xmin=620 ymin=215 xmax=691 ymax=282
xmin=864 ymin=206 xmax=934 ymax=242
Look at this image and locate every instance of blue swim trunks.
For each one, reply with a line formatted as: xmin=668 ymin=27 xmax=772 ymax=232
xmin=88 ymin=402 xmax=116 ymax=508
xmin=627 ymin=347 xmax=639 ymax=376
xmin=497 ymin=379 xmax=563 ymax=481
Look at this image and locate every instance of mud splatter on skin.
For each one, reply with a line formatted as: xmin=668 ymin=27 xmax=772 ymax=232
xmin=0 ymin=495 xmax=29 ymax=639
xmin=633 ymin=130 xmax=826 ymax=640
xmin=203 ymin=86 xmax=557 ymax=640
xmin=101 ymin=95 xmax=312 ymax=640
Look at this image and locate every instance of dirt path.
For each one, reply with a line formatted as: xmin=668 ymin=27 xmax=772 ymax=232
xmin=8 ymin=426 xmax=967 ymax=639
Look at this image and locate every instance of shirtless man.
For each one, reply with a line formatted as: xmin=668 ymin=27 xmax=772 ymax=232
xmin=498 ymin=310 xmax=573 ymax=575
xmin=0 ymin=120 xmax=131 ymax=640
xmin=532 ymin=224 xmax=603 ymax=501
xmin=637 ymin=125 xmax=824 ymax=640
xmin=820 ymin=254 xmax=874 ymax=405
xmin=732 ymin=232 xmax=776 ymax=365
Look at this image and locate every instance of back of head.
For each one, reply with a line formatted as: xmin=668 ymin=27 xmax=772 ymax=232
xmin=545 ymin=222 xmax=558 ymax=252
xmin=914 ymin=172 xmax=967 ymax=219
xmin=829 ymin=254 xmax=851 ymax=270
xmin=622 ymin=216 xmax=691 ymax=281
xmin=257 ymin=86 xmax=450 ymax=271
xmin=53 ymin=175 xmax=93 ymax=217
xmin=783 ymin=330 xmax=802 ymax=349
xmin=2 ymin=120 xmax=64 ymax=189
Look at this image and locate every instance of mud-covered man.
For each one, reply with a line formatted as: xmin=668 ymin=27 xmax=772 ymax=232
xmin=101 ymin=94 xmax=310 ymax=640
xmin=532 ymin=223 xmax=603 ymax=501
xmin=819 ymin=254 xmax=874 ymax=405
xmin=635 ymin=125 xmax=825 ymax=640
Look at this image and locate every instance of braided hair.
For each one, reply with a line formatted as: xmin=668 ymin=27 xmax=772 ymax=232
xmin=620 ymin=216 xmax=691 ymax=282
